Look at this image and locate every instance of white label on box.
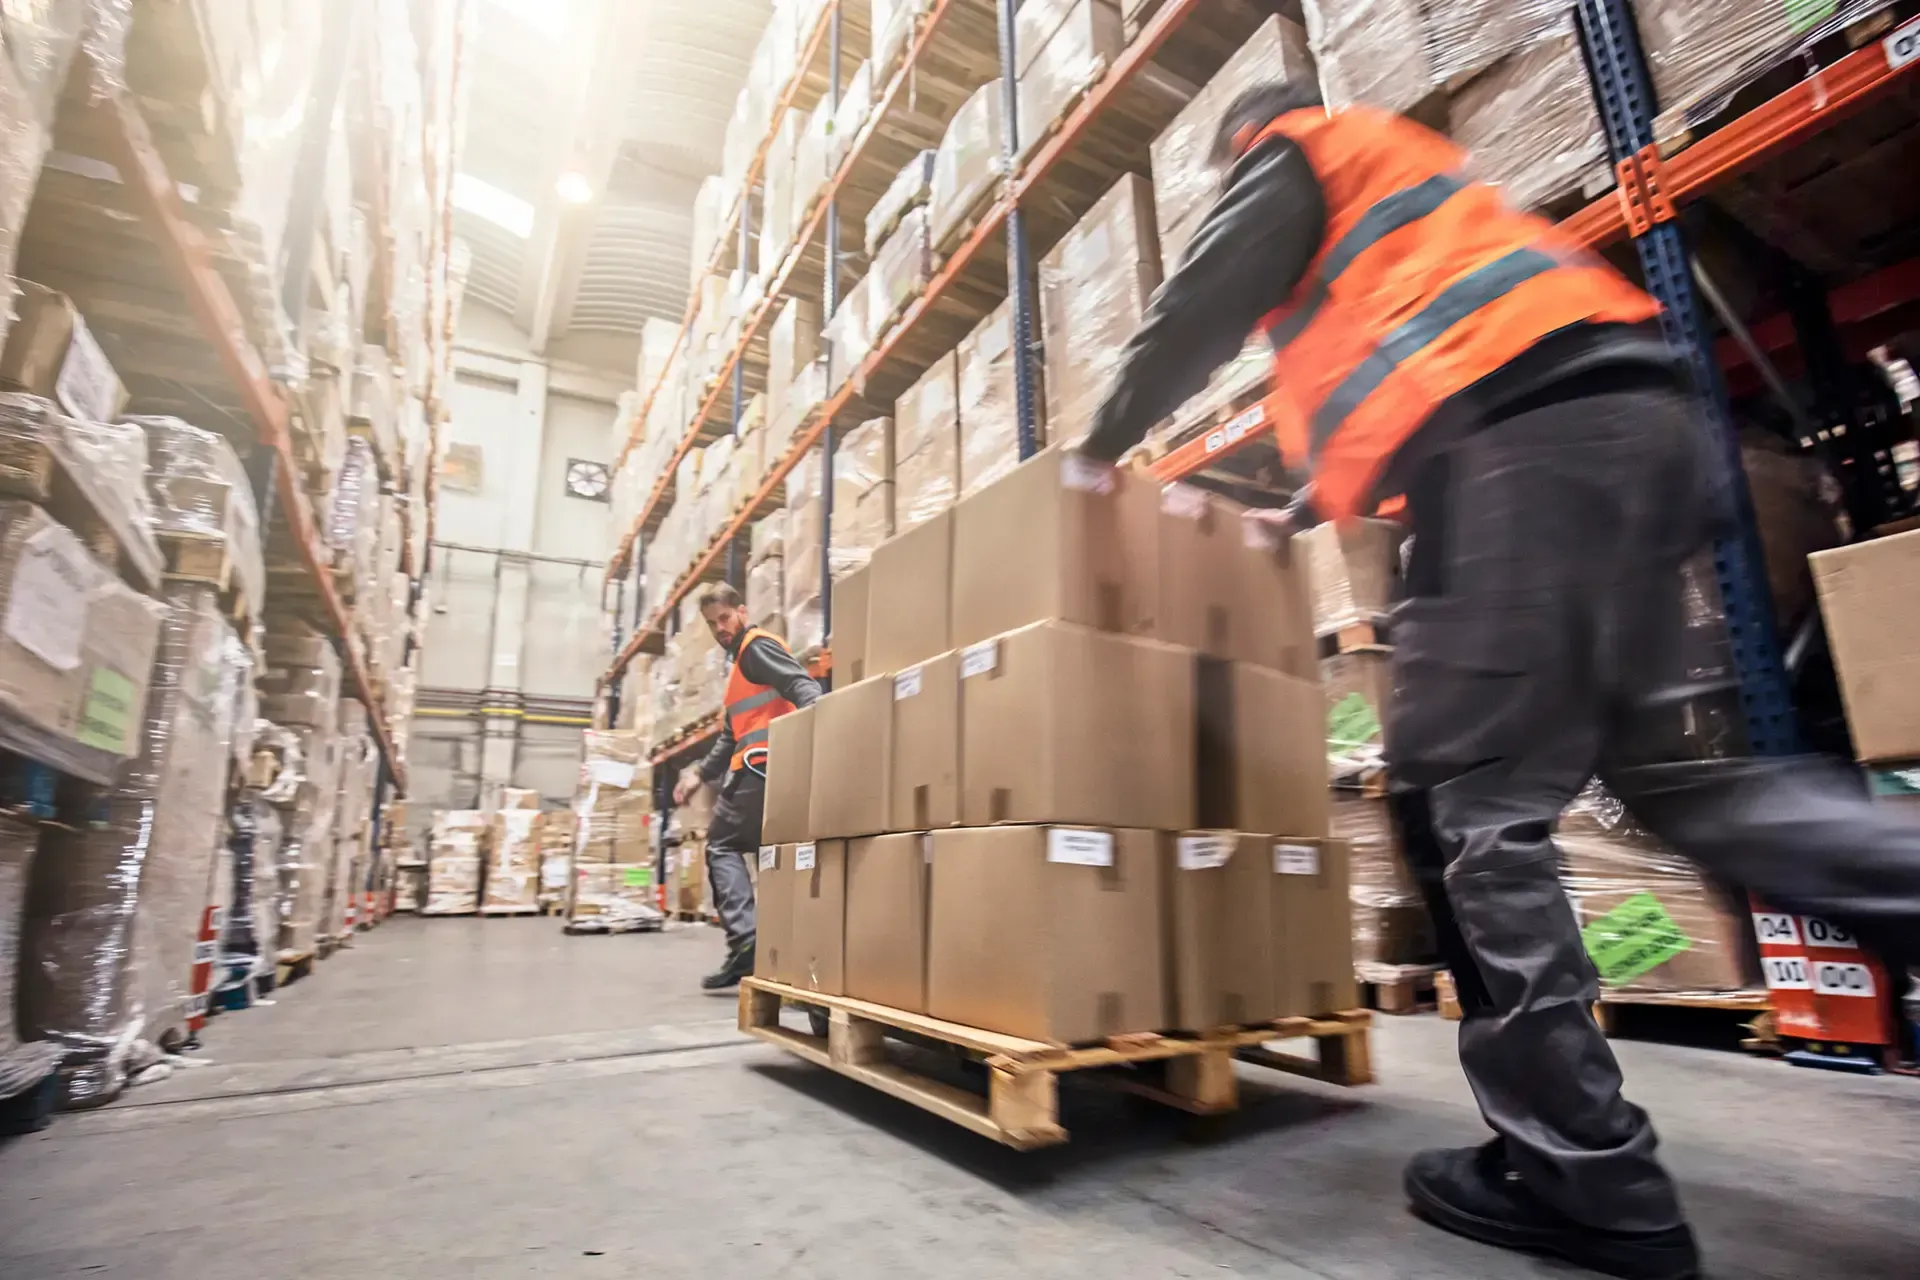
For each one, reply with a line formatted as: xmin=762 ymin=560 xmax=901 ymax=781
xmin=1814 ymin=961 xmax=1877 ymax=998
xmin=588 ymin=759 xmax=636 ymax=788
xmin=960 ymin=640 xmax=998 ymax=678
xmin=3 ymin=524 xmax=92 ymax=670
xmin=1161 ymin=484 xmax=1208 ymax=521
xmin=1762 ymin=955 xmax=1812 ymax=990
xmin=795 ymin=842 xmax=817 ymax=871
xmin=1059 ymin=453 xmax=1115 ymax=494
xmin=55 ymin=317 xmax=119 ymax=424
xmin=1176 ymin=835 xmax=1231 ymax=870
xmin=1047 ymin=828 xmax=1114 ymax=867
xmin=1801 ymin=917 xmax=1858 ymax=950
xmin=759 ymin=846 xmax=778 ymax=871
xmin=1274 ymin=843 xmax=1319 ymax=876
xmin=1752 ymin=913 xmax=1800 ymax=947
xmin=893 ymin=666 xmax=923 ymax=700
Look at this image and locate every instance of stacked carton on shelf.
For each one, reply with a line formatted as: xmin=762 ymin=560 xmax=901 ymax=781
xmin=424 ymin=810 xmax=488 ymax=916
xmin=568 ymin=730 xmax=658 ymax=925
xmin=484 ymin=790 xmax=545 ymax=914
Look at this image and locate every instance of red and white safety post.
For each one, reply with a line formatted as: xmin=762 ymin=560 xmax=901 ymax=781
xmin=1753 ymin=897 xmax=1896 ymax=1068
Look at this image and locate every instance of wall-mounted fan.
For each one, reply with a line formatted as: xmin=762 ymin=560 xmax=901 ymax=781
xmin=565 ymin=459 xmax=611 ymax=501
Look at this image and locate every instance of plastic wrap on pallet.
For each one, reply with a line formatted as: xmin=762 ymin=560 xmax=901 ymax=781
xmin=0 ymin=812 xmax=63 ymax=1101
xmin=1449 ymin=17 xmax=1607 ymax=212
xmin=484 ymin=809 xmax=544 ymax=912
xmin=1150 ymin=16 xmax=1315 ymax=270
xmin=746 ymin=556 xmax=787 ymax=636
xmin=1296 ymin=518 xmax=1403 ymax=634
xmin=956 ymin=303 xmax=1028 ymax=498
xmin=1014 ymin=0 xmax=1124 ymax=163
xmin=250 ymin=720 xmax=307 ymax=805
xmin=424 ymin=810 xmax=487 ymax=915
xmin=758 ymin=113 xmax=800 ymax=279
xmin=826 ymin=280 xmax=875 ymax=385
xmin=829 ymin=418 xmax=895 ymax=575
xmin=275 ymin=723 xmax=340 ymax=955
xmin=350 ymin=347 xmax=399 ymax=464
xmin=831 ymin=60 xmax=873 ymax=171
xmin=0 ymin=0 xmax=84 ymax=124
xmin=750 ymin=513 xmax=786 ymax=565
xmin=571 ymin=731 xmax=650 ymax=869
xmin=929 ymin=81 xmax=1007 ymax=251
xmin=1322 ymin=650 xmax=1391 ymax=782
xmin=0 ymin=51 xmax=50 ymax=357
xmin=133 ymin=416 xmax=265 ymax=614
xmin=868 ymin=206 xmax=931 ymax=333
xmin=893 ymin=353 xmax=961 ymax=531
xmin=865 ymin=152 xmax=936 ymax=257
xmin=1333 ymin=792 xmax=1437 ymax=972
xmin=327 ymin=438 xmax=380 ymax=599
xmin=218 ymin=798 xmax=283 ymax=992
xmin=0 ymin=500 xmax=166 ymax=774
xmin=871 ymin=0 xmax=931 ymax=77
xmin=1639 ymin=0 xmax=1900 ymax=142
xmin=1039 ymin=175 xmax=1163 ymax=447
xmin=1301 ymin=0 xmax=1435 ymax=115
xmin=1558 ymin=780 xmax=1763 ymax=998
xmin=767 ymin=299 xmax=822 ymax=462
xmin=260 ymin=627 xmax=342 ymax=733
xmin=793 ymin=98 xmax=836 ymax=238
xmin=0 ymin=393 xmax=161 ymax=585
xmin=1421 ymin=0 xmax=1580 ymax=83
xmin=20 ymin=584 xmax=241 ymax=1108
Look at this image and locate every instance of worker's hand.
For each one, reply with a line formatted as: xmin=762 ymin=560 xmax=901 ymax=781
xmin=672 ymin=769 xmax=703 ymax=806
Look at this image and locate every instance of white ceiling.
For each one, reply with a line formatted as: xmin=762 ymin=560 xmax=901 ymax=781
xmin=455 ymin=0 xmax=772 ymax=355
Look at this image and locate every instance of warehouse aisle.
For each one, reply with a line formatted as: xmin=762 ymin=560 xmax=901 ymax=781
xmin=5 ymin=920 xmax=1920 ymax=1280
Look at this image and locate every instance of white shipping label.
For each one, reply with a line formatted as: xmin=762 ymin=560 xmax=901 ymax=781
xmin=3 ymin=524 xmax=93 ymax=670
xmin=1762 ymin=955 xmax=1812 ymax=990
xmin=1752 ymin=913 xmax=1800 ymax=947
xmin=1047 ymin=828 xmax=1114 ymax=867
xmin=893 ymin=666 xmax=923 ymax=700
xmin=55 ymin=317 xmax=119 ymax=425
xmin=759 ymin=846 xmax=778 ymax=871
xmin=1274 ymin=843 xmax=1320 ymax=876
xmin=1059 ymin=453 xmax=1115 ymax=494
xmin=1813 ymin=961 xmax=1877 ymax=998
xmin=795 ymin=842 xmax=817 ymax=871
xmin=1176 ymin=835 xmax=1232 ymax=870
xmin=960 ymin=640 xmax=998 ymax=678
xmin=1801 ymin=917 xmax=1858 ymax=950
xmin=588 ymin=759 xmax=636 ymax=788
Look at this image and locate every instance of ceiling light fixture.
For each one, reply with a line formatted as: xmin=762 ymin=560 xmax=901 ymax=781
xmin=556 ymin=170 xmax=595 ymax=205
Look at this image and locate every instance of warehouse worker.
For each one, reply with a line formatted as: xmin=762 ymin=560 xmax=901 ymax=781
xmin=673 ymin=583 xmax=821 ymax=991
xmin=1077 ymin=82 xmax=1920 ymax=1280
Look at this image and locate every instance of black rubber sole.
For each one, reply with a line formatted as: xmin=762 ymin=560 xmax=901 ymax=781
xmin=1405 ymin=1171 xmax=1701 ymax=1280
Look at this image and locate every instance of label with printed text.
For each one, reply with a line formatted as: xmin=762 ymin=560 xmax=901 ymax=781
xmin=893 ymin=667 xmax=923 ymax=700
xmin=960 ymin=640 xmax=998 ymax=678
xmin=1177 ymin=835 xmax=1232 ymax=870
xmin=1047 ymin=828 xmax=1114 ymax=867
xmin=796 ymin=842 xmax=817 ymax=871
xmin=759 ymin=846 xmax=778 ymax=871
xmin=1274 ymin=843 xmax=1319 ymax=876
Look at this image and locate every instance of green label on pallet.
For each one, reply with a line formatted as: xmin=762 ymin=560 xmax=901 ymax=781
xmin=1785 ymin=0 xmax=1837 ymax=32
xmin=1582 ymin=892 xmax=1692 ymax=984
xmin=1327 ymin=692 xmax=1382 ymax=751
xmin=623 ymin=866 xmax=652 ymax=888
xmin=76 ymin=668 xmax=137 ymax=753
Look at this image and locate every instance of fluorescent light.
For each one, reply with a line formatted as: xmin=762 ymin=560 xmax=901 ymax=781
xmin=484 ymin=0 xmax=569 ymax=37
xmin=556 ymin=170 xmax=594 ymax=205
xmin=453 ymin=172 xmax=536 ymax=238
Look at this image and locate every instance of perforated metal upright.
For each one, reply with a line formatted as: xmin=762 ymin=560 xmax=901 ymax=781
xmin=1573 ymin=0 xmax=1799 ymax=756
xmin=996 ymin=0 xmax=1042 ymax=461
xmin=819 ymin=6 xmax=844 ymax=651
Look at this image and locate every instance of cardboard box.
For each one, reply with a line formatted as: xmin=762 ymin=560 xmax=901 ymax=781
xmin=1159 ymin=486 xmax=1316 ymax=677
xmin=790 ymin=838 xmax=847 ymax=995
xmin=928 ymin=825 xmax=1167 ymax=1042
xmin=1811 ymin=529 xmax=1920 ymax=762
xmin=890 ymin=651 xmax=959 ymax=830
xmin=1268 ymin=837 xmax=1358 ymax=1016
xmin=831 ymin=564 xmax=871 ymax=683
xmin=960 ymin=621 xmax=1194 ymax=830
xmin=1197 ymin=660 xmax=1328 ymax=838
xmin=1168 ymin=832 xmax=1279 ymax=1029
xmin=950 ymin=448 xmax=1161 ymax=649
xmin=894 ymin=354 xmax=960 ymax=531
xmin=1040 ymin=174 xmax=1162 ymax=445
xmin=808 ymin=677 xmax=894 ymax=837
xmin=867 ymin=507 xmax=952 ymax=672
xmin=1297 ymin=519 xmax=1402 ymax=633
xmin=845 ymin=832 xmax=932 ymax=1012
xmin=755 ymin=844 xmax=797 ymax=984
xmin=762 ymin=704 xmax=816 ymax=844
xmin=0 ymin=282 xmax=129 ymax=425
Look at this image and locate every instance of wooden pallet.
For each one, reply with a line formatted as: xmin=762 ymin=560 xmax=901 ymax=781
xmin=1359 ymin=962 xmax=1445 ymax=1016
xmin=159 ymin=531 xmax=256 ymax=624
xmin=740 ymin=977 xmax=1373 ymax=1149
xmin=1436 ymin=972 xmax=1775 ymax=1051
xmin=0 ymin=429 xmax=165 ymax=592
xmin=478 ymin=904 xmax=541 ymax=916
xmin=1316 ymin=616 xmax=1393 ymax=657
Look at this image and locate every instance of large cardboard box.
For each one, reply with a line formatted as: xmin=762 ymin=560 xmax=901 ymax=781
xmin=960 ymin=621 xmax=1193 ymax=830
xmin=830 ymin=564 xmax=872 ymax=683
xmin=1297 ymin=519 xmax=1402 ymax=633
xmin=762 ymin=704 xmax=816 ymax=844
xmin=845 ymin=832 xmax=931 ymax=1012
xmin=0 ymin=283 xmax=129 ymax=424
xmin=895 ymin=354 xmax=961 ymax=531
xmin=867 ymin=508 xmax=952 ymax=672
xmin=1811 ymin=529 xmax=1920 ymax=762
xmin=1159 ymin=486 xmax=1316 ymax=677
xmin=755 ymin=844 xmax=797 ymax=984
xmin=1040 ymin=174 xmax=1162 ymax=446
xmin=890 ymin=651 xmax=959 ymax=830
xmin=808 ymin=677 xmax=894 ymax=837
xmin=1168 ymin=832 xmax=1279 ymax=1029
xmin=1268 ymin=837 xmax=1358 ymax=1016
xmin=928 ymin=825 xmax=1167 ymax=1042
xmin=950 ymin=448 xmax=1161 ymax=648
xmin=790 ymin=838 xmax=847 ymax=995
xmin=1198 ymin=660 xmax=1328 ymax=838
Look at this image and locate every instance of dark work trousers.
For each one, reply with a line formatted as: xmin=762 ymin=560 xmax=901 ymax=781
xmin=703 ymin=771 xmax=763 ymax=951
xmin=1384 ymin=385 xmax=1920 ymax=1234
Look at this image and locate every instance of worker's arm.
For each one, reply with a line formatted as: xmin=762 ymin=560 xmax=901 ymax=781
xmin=1078 ymin=137 xmax=1328 ymax=462
xmin=695 ymin=720 xmax=733 ymax=787
xmin=737 ymin=637 xmax=823 ymax=710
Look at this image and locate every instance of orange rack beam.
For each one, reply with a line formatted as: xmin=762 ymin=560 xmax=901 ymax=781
xmin=94 ymin=85 xmax=410 ymax=794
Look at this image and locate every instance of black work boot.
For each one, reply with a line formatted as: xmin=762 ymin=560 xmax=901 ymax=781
xmin=1406 ymin=1141 xmax=1701 ymax=1280
xmin=700 ymin=940 xmax=755 ymax=991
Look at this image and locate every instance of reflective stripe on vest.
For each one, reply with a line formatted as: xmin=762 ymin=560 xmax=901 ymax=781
xmin=726 ymin=688 xmax=782 ymax=719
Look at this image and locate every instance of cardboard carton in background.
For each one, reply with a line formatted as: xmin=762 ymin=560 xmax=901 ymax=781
xmin=845 ymin=832 xmax=932 ymax=1012
xmin=1811 ymin=529 xmax=1920 ymax=762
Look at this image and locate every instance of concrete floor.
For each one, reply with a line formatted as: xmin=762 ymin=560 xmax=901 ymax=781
xmin=4 ymin=919 xmax=1920 ymax=1279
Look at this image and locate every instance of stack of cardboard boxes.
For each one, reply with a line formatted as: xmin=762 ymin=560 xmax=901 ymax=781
xmin=424 ymin=810 xmax=488 ymax=916
xmin=482 ymin=790 xmax=545 ymax=915
xmin=753 ymin=448 xmax=1354 ymax=1042
xmin=567 ymin=731 xmax=657 ymax=923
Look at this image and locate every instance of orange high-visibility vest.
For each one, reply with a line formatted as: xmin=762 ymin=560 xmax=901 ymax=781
xmin=1249 ymin=107 xmax=1662 ymax=521
xmin=723 ymin=626 xmax=797 ymax=773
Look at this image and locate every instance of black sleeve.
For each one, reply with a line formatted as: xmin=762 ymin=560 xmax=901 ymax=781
xmin=738 ymin=637 xmax=823 ymax=710
xmin=697 ymin=719 xmax=733 ymax=785
xmin=1282 ymin=483 xmax=1322 ymax=530
xmin=1079 ymin=136 xmax=1328 ymax=462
